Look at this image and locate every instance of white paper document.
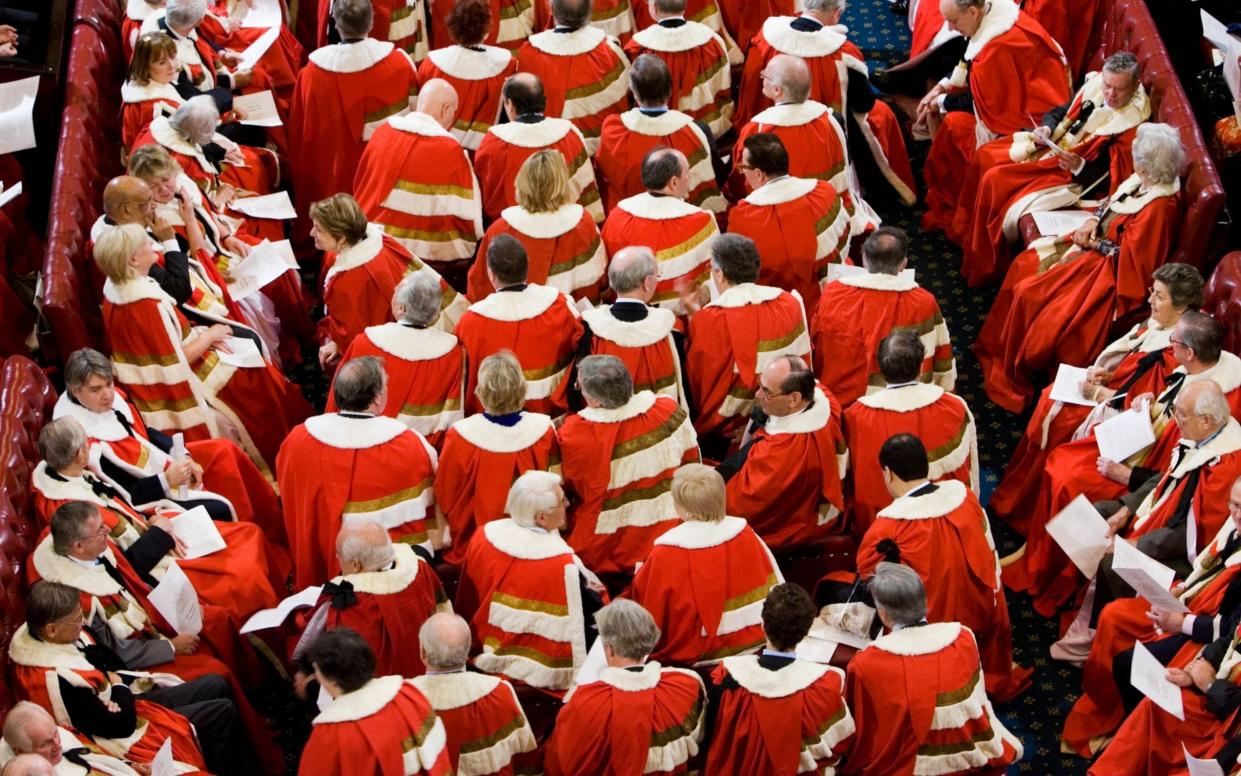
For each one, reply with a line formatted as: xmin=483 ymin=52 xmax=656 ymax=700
xmin=216 ymin=336 xmax=267 ymax=368
xmin=228 ymin=239 xmax=294 ymax=298
xmin=1184 ymin=743 xmax=1226 ymax=776
xmin=1031 ymin=209 xmax=1095 ymax=237
xmin=235 ymin=25 xmax=280 ymax=72
xmin=1046 ymin=494 xmax=1112 ymax=578
xmin=1202 ymin=11 xmax=1240 ymax=108
xmin=230 ymin=190 xmax=296 ymax=220
xmin=572 ymin=639 xmax=607 ymax=688
xmin=233 ymin=90 xmax=282 ymax=127
xmin=1049 ymin=364 xmax=1097 ymax=407
xmin=241 ymin=586 xmax=324 ymax=634
xmin=170 ymin=506 xmax=227 ymax=559
xmin=809 ymin=617 xmax=873 ymax=650
xmin=242 ymin=0 xmax=284 ymax=27
xmin=148 ymin=561 xmax=203 ymax=635
xmin=151 ymin=736 xmax=176 ymax=776
xmin=1094 ymin=406 xmax=1155 ymax=462
xmin=1130 ymin=640 xmax=1184 ymax=720
xmin=825 ymin=263 xmax=915 ymax=284
xmin=0 ymin=76 xmax=39 ymax=155
xmin=1112 ymin=538 xmax=1189 ymax=613
xmin=795 ymin=636 xmax=838 ymax=664
xmin=0 ymin=180 xmax=22 ymax=210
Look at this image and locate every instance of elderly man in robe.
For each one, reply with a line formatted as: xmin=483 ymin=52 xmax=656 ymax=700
xmin=1 ymin=700 xmax=143 ymax=775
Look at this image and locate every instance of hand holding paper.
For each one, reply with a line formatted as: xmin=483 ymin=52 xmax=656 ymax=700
xmin=1050 ymin=364 xmax=1098 ymax=407
xmin=1130 ymin=641 xmax=1184 ymax=720
xmin=170 ymin=506 xmax=227 ymax=559
xmin=1095 ymin=404 xmax=1155 ymax=462
xmin=1046 ymin=494 xmax=1112 ymax=578
xmin=241 ymin=586 xmax=324 ymax=634
xmin=148 ymin=562 xmax=203 ymax=636
xmin=1112 ymin=538 xmax=1189 ymax=613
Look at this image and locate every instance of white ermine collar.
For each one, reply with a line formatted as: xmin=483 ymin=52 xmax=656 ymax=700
xmin=325 ymin=224 xmax=386 ymax=280
xmin=762 ymin=16 xmax=847 ymax=58
xmin=302 ymin=413 xmax=411 ymax=449
xmin=750 ymin=100 xmax=829 ymax=128
xmin=877 ymin=479 xmax=970 ymax=521
xmin=121 ymin=79 xmax=183 ymax=105
xmin=838 ymin=271 xmax=918 ymax=293
xmin=54 ymin=391 xmax=135 ymax=443
xmin=426 ymin=45 xmax=513 ymax=80
xmin=870 ymin=621 xmax=963 ymax=656
xmin=528 ymin=25 xmax=608 ymax=57
xmin=451 ymin=412 xmax=553 ymax=452
xmin=654 ymin=515 xmax=747 ymax=549
xmin=363 ymin=323 xmax=459 ymax=362
xmin=707 ymin=283 xmax=784 ymax=309
xmin=487 ymin=117 xmax=576 ymax=148
xmin=722 ymin=654 xmax=833 ymax=698
xmin=308 ymin=38 xmax=398 ymax=73
xmin=412 ymin=672 xmax=503 ymax=710
xmin=1105 ymin=174 xmax=1180 ymax=215
xmin=32 ymin=537 xmax=123 ymax=598
xmin=743 ymin=176 xmax=819 ymax=207
xmin=467 ymin=283 xmax=563 ymax=321
xmin=619 ymin=108 xmax=695 ymax=137
xmin=964 ymin=0 xmax=1020 ymax=61
xmin=765 ymin=388 xmax=832 ymax=435
xmin=577 ymin=390 xmax=658 ymax=424
xmin=313 ymin=676 xmax=406 ymax=723
xmin=598 ymin=661 xmax=664 ymax=692
xmin=387 ymin=111 xmax=457 ymax=139
xmin=329 ymin=543 xmax=421 ymax=595
xmin=857 ymin=383 xmax=947 ymax=412
xmin=581 ymin=305 xmax=676 ymax=347
xmin=616 ymin=192 xmax=706 ymax=221
xmin=631 ymin=19 xmax=719 ymax=52
xmin=7 ymin=625 xmax=96 ymax=671
xmin=501 ymin=204 xmax=584 ymax=239
xmin=483 ymin=518 xmax=574 ymax=561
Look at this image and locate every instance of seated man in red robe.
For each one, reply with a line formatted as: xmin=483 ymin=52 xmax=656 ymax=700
xmin=354 ymin=78 xmax=484 ymax=266
xmin=595 ymin=54 xmax=724 ymax=213
xmin=705 ymin=583 xmax=855 ymax=774
xmin=300 ymin=629 xmax=451 ymax=776
xmin=626 ymin=464 xmax=782 ymax=665
xmin=516 ymin=0 xmax=631 ymax=153
xmin=455 ymin=234 xmax=584 ymax=417
xmin=561 ymin=356 xmax=700 ymax=581
xmin=915 ymin=0 xmax=1070 ymax=234
xmin=813 ymin=227 xmax=956 ymax=407
xmin=474 ymin=73 xmax=603 ymax=223
xmin=600 ymin=147 xmax=721 ymax=314
xmin=411 ymin=613 xmax=538 ymax=774
xmin=727 ymin=131 xmax=853 ymax=317
xmin=277 ymin=356 xmax=440 ymax=588
xmin=292 ymin=520 xmax=449 ymax=680
xmin=544 ymin=600 xmax=707 ymax=775
xmin=719 ymin=356 xmax=847 ymax=551
xmin=844 ymin=331 xmax=977 ymax=533
xmin=455 ymin=471 xmax=605 ymax=691
xmin=842 ymin=562 xmax=1023 ymax=774
xmin=0 ymin=700 xmax=166 ymax=775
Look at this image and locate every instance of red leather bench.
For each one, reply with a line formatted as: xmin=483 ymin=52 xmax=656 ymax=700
xmin=1204 ymin=252 xmax=1241 ymax=356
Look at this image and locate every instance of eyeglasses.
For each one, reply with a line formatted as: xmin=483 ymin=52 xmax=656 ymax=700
xmin=1169 ymin=337 xmax=1186 ymax=347
xmin=735 ymin=163 xmax=755 ymax=173
xmin=755 ymin=384 xmax=787 ymax=398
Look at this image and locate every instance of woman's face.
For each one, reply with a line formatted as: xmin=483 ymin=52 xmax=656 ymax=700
xmin=1148 ymin=280 xmax=1181 ymax=327
xmin=310 ymin=219 xmax=344 ymax=252
xmin=150 ymin=53 xmax=178 ymax=85
xmin=148 ymin=173 xmax=177 ymax=205
xmin=129 ymin=241 xmax=161 ymax=276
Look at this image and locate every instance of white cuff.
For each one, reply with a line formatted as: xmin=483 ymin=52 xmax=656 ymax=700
xmin=1072 ymin=156 xmax=1087 ymax=175
xmin=162 ymin=239 xmax=180 ymax=253
xmin=1181 ymin=614 xmax=1196 ymax=636
xmin=936 ymin=94 xmax=947 ymax=112
xmin=158 ymin=472 xmax=171 ymax=495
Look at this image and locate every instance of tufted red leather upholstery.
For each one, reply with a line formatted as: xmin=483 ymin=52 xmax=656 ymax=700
xmin=1204 ymin=252 xmax=1241 ymax=356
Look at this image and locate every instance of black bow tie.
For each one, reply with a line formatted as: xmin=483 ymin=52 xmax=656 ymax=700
xmin=322 ymin=580 xmax=358 ymax=610
xmin=62 ymin=747 xmax=93 ymax=769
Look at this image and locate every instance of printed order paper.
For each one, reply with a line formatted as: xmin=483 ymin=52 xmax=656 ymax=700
xmin=242 ymin=0 xmax=283 ymax=28
xmin=241 ymin=586 xmax=324 ymax=634
xmin=170 ymin=506 xmax=227 ymax=559
xmin=1046 ymin=494 xmax=1111 ymax=578
xmin=1095 ymin=406 xmax=1155 ymax=462
xmin=235 ymin=26 xmax=279 ymax=72
xmin=1113 ymin=538 xmax=1190 ymax=614
xmin=216 ymin=336 xmax=266 ymax=368
xmin=230 ymin=191 xmax=296 ymax=220
xmin=228 ymin=239 xmax=294 ymax=299
xmin=148 ymin=561 xmax=203 ymax=636
xmin=1184 ymin=742 xmax=1226 ymax=776
xmin=233 ymin=90 xmax=282 ymax=127
xmin=1049 ymin=364 xmax=1098 ymax=407
xmin=795 ymin=636 xmax=838 ymax=665
xmin=0 ymin=76 xmax=39 ymax=155
xmin=809 ymin=617 xmax=872 ymax=650
xmin=1130 ymin=640 xmax=1184 ymax=720
xmin=1032 ymin=209 xmax=1095 ymax=237
xmin=151 ymin=736 xmax=176 ymax=776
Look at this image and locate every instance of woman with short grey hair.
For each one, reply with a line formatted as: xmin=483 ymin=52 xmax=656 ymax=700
xmin=976 ymin=121 xmax=1185 ymax=412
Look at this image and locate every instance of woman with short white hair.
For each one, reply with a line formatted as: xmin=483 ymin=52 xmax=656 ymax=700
xmin=977 ymin=121 xmax=1186 ymax=413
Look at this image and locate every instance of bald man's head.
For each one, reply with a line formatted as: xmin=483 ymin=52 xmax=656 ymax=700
xmin=609 ymin=246 xmax=658 ymax=298
xmin=416 ymin=77 xmax=460 ymax=130
xmin=2 ymin=755 xmax=55 ymax=776
xmin=419 ymin=612 xmax=473 ymax=671
xmin=641 ymin=147 xmax=689 ymax=198
xmin=336 ymin=519 xmax=395 ymax=574
xmin=502 ymin=72 xmax=545 ymax=118
xmin=765 ymin=54 xmax=812 ymax=103
xmin=102 ymin=176 xmax=155 ymax=225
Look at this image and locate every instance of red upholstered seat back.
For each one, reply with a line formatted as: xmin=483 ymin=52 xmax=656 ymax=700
xmin=1205 ymin=252 xmax=1241 ymax=356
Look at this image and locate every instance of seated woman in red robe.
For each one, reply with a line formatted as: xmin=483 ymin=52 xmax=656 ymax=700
xmin=988 ymin=262 xmax=1203 ymax=534
xmin=975 ymin=123 xmax=1185 ymax=413
xmin=94 ymin=222 xmax=311 ymax=481
xmin=468 ymin=149 xmax=607 ymax=302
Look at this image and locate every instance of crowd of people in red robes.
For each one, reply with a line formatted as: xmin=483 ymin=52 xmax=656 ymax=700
xmin=1 ymin=0 xmax=1236 ymax=772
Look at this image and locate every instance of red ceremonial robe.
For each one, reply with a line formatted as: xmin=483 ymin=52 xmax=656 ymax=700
xmin=725 ymin=387 xmax=848 ymax=549
xmin=288 ymin=39 xmax=419 ymax=221
xmin=474 ymin=117 xmax=603 ymax=223
xmin=417 ymin=45 xmax=517 ymax=151
xmin=0 ymin=722 xmax=179 ymax=773
xmin=842 ymin=622 xmax=1023 ymax=775
xmin=468 ymin=204 xmax=607 ymax=302
xmin=331 ymin=322 xmax=466 ymax=449
xmin=455 ymin=283 xmax=583 ymax=416
xmin=623 ymin=19 xmax=736 ymax=137
xmin=1022 ymin=0 xmax=1096 ymax=78
xmin=121 ymin=79 xmax=183 ymax=154
xmin=705 ymin=655 xmax=855 ymax=775
xmin=410 ymin=672 xmax=537 ymax=775
xmin=131 ymin=117 xmax=275 ymax=199
xmin=596 ymin=109 xmax=725 ymax=213
xmin=727 ymin=176 xmax=852 ymax=317
xmin=813 ymin=272 xmax=956 ymax=407
xmin=515 ymin=26 xmax=630 ymax=153
xmin=844 ymin=382 xmax=978 ymax=534
xmin=353 ymin=112 xmax=484 ymax=264
xmin=626 ymin=516 xmax=782 ymax=665
xmin=276 ymin=413 xmax=438 ymax=588
xmin=436 ymin=412 xmax=559 ymax=566
xmin=316 ymin=0 xmax=430 ymax=61
xmin=630 ymin=2 xmax=736 ymax=58
xmin=920 ymin=0 xmax=1070 ymax=232
xmin=544 ymin=662 xmax=706 ymax=776
xmin=560 ymin=391 xmax=701 ymax=576
xmin=300 ymin=677 xmax=452 ymax=776
xmin=731 ymin=101 xmax=850 ymax=201
xmin=856 ymin=480 xmax=1027 ymax=701
xmin=123 ymin=0 xmax=160 ymax=60
xmin=687 ymin=283 xmax=812 ymax=441
xmin=975 ymin=174 xmax=1182 ymax=412
xmin=455 ymin=518 xmax=592 ymax=690
xmin=600 ymin=193 xmax=720 ymax=314
xmin=580 ymin=304 xmax=686 ymax=405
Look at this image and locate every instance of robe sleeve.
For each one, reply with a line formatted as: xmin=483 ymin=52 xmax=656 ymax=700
xmin=1113 ymin=197 xmax=1179 ymax=311
xmin=61 ymin=677 xmax=139 ymax=740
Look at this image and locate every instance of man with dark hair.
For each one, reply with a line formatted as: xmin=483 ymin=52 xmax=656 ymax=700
xmin=852 ymin=434 xmax=1028 ymax=701
xmin=718 ymin=354 xmax=847 ymax=551
xmin=844 ymin=330 xmax=978 ymax=532
xmin=601 ymin=147 xmax=720 ymax=315
xmin=475 ymin=73 xmax=603 ymax=222
xmin=595 ymin=54 xmax=724 ymax=212
xmin=516 ymin=0 xmax=631 ymax=154
xmin=685 ymin=234 xmax=812 ymax=452
xmin=625 ymin=0 xmax=736 ymax=137
xmin=318 ymin=0 xmax=430 ymax=60
xmin=814 ymin=226 xmax=955 ymax=406
xmin=705 ymin=583 xmax=855 ymax=774
xmin=301 ymin=629 xmax=451 ymax=775
xmin=455 ymin=234 xmax=584 ymax=416
xmin=278 ymin=356 xmax=441 ymax=587
xmin=728 ymin=132 xmax=854 ymax=316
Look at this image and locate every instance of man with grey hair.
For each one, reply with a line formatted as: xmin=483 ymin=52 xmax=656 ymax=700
xmin=278 ymin=355 xmax=440 ymax=587
xmin=0 ymin=700 xmax=143 ymax=774
xmin=559 ymin=355 xmax=699 ymax=579
xmin=545 ymin=599 xmax=707 ymax=774
xmin=577 ymin=246 xmax=688 ymax=408
xmin=320 ymin=0 xmax=430 ymax=62
xmin=293 ymin=519 xmax=448 ymax=680
xmin=289 ymin=0 xmax=420 ymax=222
xmin=411 ymin=613 xmax=538 ymax=775
xmin=0 ymin=754 xmax=54 ymax=776
xmin=456 ymin=470 xmax=604 ymax=690
xmin=329 ymin=273 xmax=466 ymax=447
xmin=844 ymin=561 xmax=1022 ymax=772
xmin=957 ymin=50 xmax=1151 ymax=287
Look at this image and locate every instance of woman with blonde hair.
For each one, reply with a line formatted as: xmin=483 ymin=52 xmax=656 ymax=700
xmin=467 ymin=149 xmax=607 ymax=301
xmin=95 ymin=223 xmax=311 ymax=478
xmin=436 ymin=350 xmax=560 ymax=565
